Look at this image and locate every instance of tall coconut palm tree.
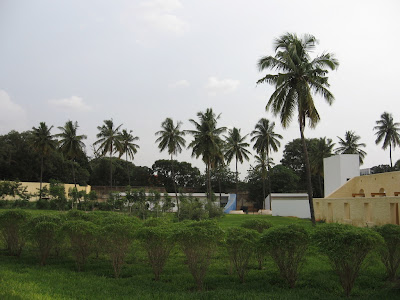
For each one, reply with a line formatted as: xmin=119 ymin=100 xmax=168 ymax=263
xmin=374 ymin=112 xmax=400 ymax=168
xmin=257 ymin=33 xmax=339 ymax=225
xmin=118 ymin=129 xmax=140 ymax=186
xmin=187 ymin=108 xmax=226 ymax=201
xmin=309 ymin=137 xmax=334 ymax=197
xmin=335 ymin=131 xmax=367 ymax=164
xmin=30 ymin=122 xmax=57 ymax=200
xmin=224 ymin=127 xmax=251 ymax=207
xmin=56 ymin=121 xmax=87 ymax=188
xmin=250 ymin=118 xmax=282 ymax=204
xmin=94 ymin=119 xmax=123 ymax=188
xmin=155 ymin=118 xmax=186 ymax=213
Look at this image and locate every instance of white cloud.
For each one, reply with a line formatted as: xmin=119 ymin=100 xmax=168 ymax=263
xmin=0 ymin=90 xmax=28 ymax=133
xmin=168 ymin=79 xmax=190 ymax=89
xmin=205 ymin=77 xmax=240 ymax=96
xmin=48 ymin=96 xmax=91 ymax=111
xmin=121 ymin=0 xmax=188 ymax=38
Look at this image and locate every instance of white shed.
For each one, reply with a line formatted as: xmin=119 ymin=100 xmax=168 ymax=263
xmin=266 ymin=193 xmax=310 ymax=219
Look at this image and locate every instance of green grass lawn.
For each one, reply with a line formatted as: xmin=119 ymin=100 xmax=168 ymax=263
xmin=0 ymin=213 xmax=397 ymax=299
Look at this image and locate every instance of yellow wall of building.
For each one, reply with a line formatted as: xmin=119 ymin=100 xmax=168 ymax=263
xmin=1 ymin=181 xmax=91 ymax=201
xmin=315 ymin=171 xmax=400 ymax=227
xmin=327 ymin=171 xmax=400 ymax=198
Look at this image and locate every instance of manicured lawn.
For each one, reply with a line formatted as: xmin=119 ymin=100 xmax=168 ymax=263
xmin=0 ymin=212 xmax=397 ymax=299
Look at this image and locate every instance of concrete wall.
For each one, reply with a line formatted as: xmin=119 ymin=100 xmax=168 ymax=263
xmin=314 ymin=196 xmax=400 ymax=227
xmin=1 ymin=181 xmax=90 ymax=201
xmin=270 ymin=193 xmax=310 ymax=218
xmin=324 ymin=154 xmax=360 ymax=197
xmin=314 ymin=171 xmax=400 ymax=227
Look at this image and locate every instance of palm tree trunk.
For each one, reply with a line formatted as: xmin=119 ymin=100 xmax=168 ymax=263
xmin=72 ymin=160 xmax=77 ymax=209
xmin=300 ymin=123 xmax=316 ymax=226
xmin=207 ymin=158 xmax=212 ymax=202
xmin=236 ymin=158 xmax=241 ymax=208
xmin=267 ymin=151 xmax=272 ymax=210
xmin=126 ymin=152 xmax=131 ymax=186
xmin=262 ymin=170 xmax=266 ymax=209
xmin=171 ymin=155 xmax=179 ymax=216
xmin=390 ymin=143 xmax=393 ymax=168
xmin=40 ymin=155 xmax=43 ymax=200
xmin=110 ymin=144 xmax=113 ymax=189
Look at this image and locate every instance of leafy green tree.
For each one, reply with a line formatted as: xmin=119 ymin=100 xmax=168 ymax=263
xmin=374 ymin=112 xmax=400 ymax=168
xmin=335 ymin=131 xmax=367 ymax=164
xmin=224 ymin=127 xmax=251 ymax=207
xmin=187 ymin=109 xmax=226 ymax=201
xmin=94 ymin=120 xmax=123 ymax=188
xmin=118 ymin=129 xmax=140 ymax=186
xmin=155 ymin=118 xmax=186 ymax=213
xmin=56 ymin=120 xmax=87 ymax=189
xmin=152 ymin=159 xmax=202 ymax=192
xmin=257 ymin=33 xmax=339 ymax=225
xmin=30 ymin=122 xmax=57 ymax=199
xmin=251 ymin=118 xmax=282 ymax=206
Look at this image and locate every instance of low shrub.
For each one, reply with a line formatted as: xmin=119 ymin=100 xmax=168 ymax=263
xmin=241 ymin=219 xmax=273 ymax=269
xmin=225 ymin=227 xmax=258 ymax=283
xmin=102 ymin=219 xmax=136 ymax=278
xmin=28 ymin=221 xmax=60 ymax=265
xmin=313 ymin=223 xmax=383 ymax=297
xmin=260 ymin=224 xmax=309 ymax=288
xmin=63 ymin=220 xmax=98 ymax=271
xmin=136 ymin=219 xmax=175 ymax=280
xmin=0 ymin=210 xmax=31 ymax=256
xmin=375 ymin=224 xmax=400 ymax=281
xmin=175 ymin=220 xmax=224 ymax=290
xmin=178 ymin=197 xmax=207 ymax=221
xmin=240 ymin=219 xmax=273 ymax=233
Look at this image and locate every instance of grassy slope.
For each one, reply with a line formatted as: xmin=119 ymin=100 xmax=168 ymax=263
xmin=0 ymin=213 xmax=397 ymax=299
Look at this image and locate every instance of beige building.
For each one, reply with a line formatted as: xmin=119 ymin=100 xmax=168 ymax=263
xmin=1 ymin=181 xmax=91 ymax=201
xmin=314 ymin=171 xmax=400 ymax=227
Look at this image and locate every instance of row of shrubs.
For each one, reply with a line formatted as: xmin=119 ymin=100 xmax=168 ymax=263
xmin=0 ymin=192 xmax=224 ymax=221
xmin=1 ymin=210 xmax=399 ymax=296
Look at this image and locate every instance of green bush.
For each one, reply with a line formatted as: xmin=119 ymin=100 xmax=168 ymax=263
xmin=260 ymin=224 xmax=309 ymax=288
xmin=240 ymin=219 xmax=273 ymax=233
xmin=175 ymin=220 xmax=224 ymax=290
xmin=63 ymin=220 xmax=98 ymax=271
xmin=178 ymin=197 xmax=207 ymax=221
xmin=102 ymin=220 xmax=136 ymax=278
xmin=136 ymin=220 xmax=175 ymax=280
xmin=0 ymin=210 xmax=31 ymax=256
xmin=225 ymin=227 xmax=258 ymax=283
xmin=241 ymin=219 xmax=273 ymax=269
xmin=28 ymin=220 xmax=60 ymax=265
xmin=375 ymin=224 xmax=400 ymax=281
xmin=313 ymin=223 xmax=383 ymax=296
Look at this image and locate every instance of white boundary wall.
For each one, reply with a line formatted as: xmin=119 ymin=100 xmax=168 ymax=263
xmin=269 ymin=193 xmax=310 ymax=218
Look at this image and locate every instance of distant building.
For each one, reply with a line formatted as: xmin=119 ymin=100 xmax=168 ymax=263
xmin=314 ymin=170 xmax=400 ymax=227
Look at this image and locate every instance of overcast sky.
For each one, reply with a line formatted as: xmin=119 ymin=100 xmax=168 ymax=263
xmin=1 ymin=0 xmax=400 ymax=179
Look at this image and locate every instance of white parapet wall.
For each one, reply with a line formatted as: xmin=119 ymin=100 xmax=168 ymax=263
xmin=323 ymin=154 xmax=360 ymax=197
xmin=269 ymin=193 xmax=310 ymax=219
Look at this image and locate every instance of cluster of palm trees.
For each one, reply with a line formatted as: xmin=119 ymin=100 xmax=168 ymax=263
xmin=27 ymin=32 xmax=400 ymax=225
xmin=94 ymin=120 xmax=140 ymax=187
